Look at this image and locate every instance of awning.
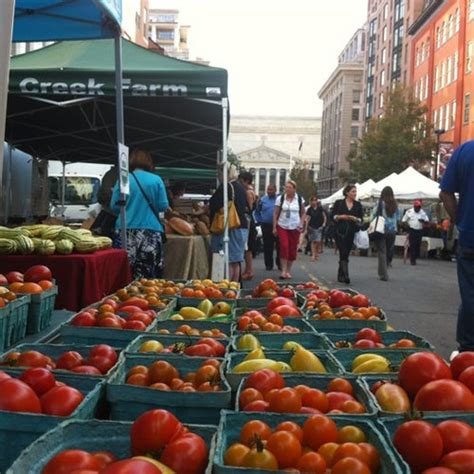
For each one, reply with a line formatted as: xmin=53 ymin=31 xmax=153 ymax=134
xmin=6 ymin=38 xmax=228 ymax=167
xmin=155 ymin=167 xmax=216 ymax=181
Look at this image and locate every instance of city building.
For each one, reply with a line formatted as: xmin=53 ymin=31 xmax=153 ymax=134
xmin=229 ymin=116 xmax=321 ymax=195
xmin=147 ymin=8 xmax=190 ymax=60
xmin=10 ymin=41 xmax=53 ymax=56
xmin=410 ymin=0 xmax=474 ymax=168
xmin=122 ymin=0 xmax=150 ymax=48
xmin=317 ymin=28 xmax=366 ymax=197
xmin=364 ymin=0 xmax=424 ymax=121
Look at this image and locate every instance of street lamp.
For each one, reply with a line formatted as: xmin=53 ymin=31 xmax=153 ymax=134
xmin=434 ymin=128 xmax=446 ymax=182
xmin=325 ymin=164 xmax=335 ymax=196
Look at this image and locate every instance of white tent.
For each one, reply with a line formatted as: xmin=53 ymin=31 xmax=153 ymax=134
xmin=373 ymin=167 xmax=440 ymax=200
xmin=320 ymin=180 xmax=377 ymax=205
xmin=371 ymin=172 xmax=399 ymax=194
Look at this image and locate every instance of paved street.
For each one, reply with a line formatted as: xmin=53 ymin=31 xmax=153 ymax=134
xmin=244 ymin=250 xmax=459 ymax=359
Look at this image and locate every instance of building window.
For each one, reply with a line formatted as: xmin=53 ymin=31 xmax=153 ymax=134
xmin=466 ymin=42 xmax=473 ymax=73
xmin=415 ymin=46 xmax=420 ymax=66
xmin=470 ymin=0 xmax=474 ymax=21
xmin=439 ymin=106 xmax=444 ymax=130
xmin=381 ymin=48 xmax=386 ymax=64
xmin=433 ymin=109 xmax=438 ymax=128
xmin=434 ymin=65 xmax=439 ymax=92
xmin=447 ymin=56 xmax=452 ymax=84
xmin=441 ymin=21 xmax=447 ymax=44
xmin=157 ymin=30 xmax=174 ymax=40
xmin=448 ymin=15 xmax=454 ymax=38
xmin=436 ymin=27 xmax=441 ymax=48
xmin=441 ymin=61 xmax=446 ymax=88
xmin=455 ymin=8 xmax=460 ymax=32
xmin=424 ymin=74 xmax=429 ymax=100
xmin=464 ymin=94 xmax=471 ymax=124
xmin=393 ymin=53 xmax=398 ymax=72
xmin=382 ymin=26 xmax=387 ymax=42
xmin=379 ymin=92 xmax=385 ymax=108
xmin=454 ymin=51 xmax=459 ymax=81
xmin=450 ymin=100 xmax=457 ymax=129
xmin=259 ymin=168 xmax=267 ymax=194
xmin=158 ymin=14 xmax=176 ymax=22
xmin=380 ymin=70 xmax=386 ymax=86
xmin=383 ymin=3 xmax=388 ymax=20
xmin=352 ymin=90 xmax=361 ymax=103
xmin=445 ymin=103 xmax=450 ymax=130
xmin=351 ymin=126 xmax=359 ymax=138
xmin=352 ymin=108 xmax=360 ymax=121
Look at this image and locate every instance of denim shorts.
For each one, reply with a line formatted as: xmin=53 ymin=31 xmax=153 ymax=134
xmin=308 ymin=227 xmax=323 ymax=242
xmin=211 ymin=228 xmax=248 ymax=263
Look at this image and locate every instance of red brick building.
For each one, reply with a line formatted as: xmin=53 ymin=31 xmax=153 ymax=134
xmin=410 ymin=0 xmax=474 ymax=156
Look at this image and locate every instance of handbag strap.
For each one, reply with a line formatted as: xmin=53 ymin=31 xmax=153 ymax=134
xmin=131 ymin=172 xmax=162 ymax=224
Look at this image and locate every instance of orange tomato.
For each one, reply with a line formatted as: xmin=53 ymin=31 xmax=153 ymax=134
xmin=331 ymin=457 xmax=371 ymax=474
xmin=296 ymin=452 xmax=327 ymax=474
xmin=327 ymin=378 xmax=354 ymax=395
xmin=38 ymin=280 xmax=54 ymax=291
xmin=275 ymin=421 xmax=304 ymax=442
xmin=180 ymin=288 xmax=195 ymax=297
xmin=224 ymin=443 xmax=250 ymax=467
xmin=266 ymin=431 xmax=302 ymax=469
xmin=240 ymin=420 xmax=272 ymax=446
xmin=368 ymin=306 xmax=380 ymax=317
xmin=17 ymin=282 xmax=43 ymax=294
xmin=318 ymin=442 xmax=340 ymax=467
xmin=8 ymin=282 xmax=24 ymax=292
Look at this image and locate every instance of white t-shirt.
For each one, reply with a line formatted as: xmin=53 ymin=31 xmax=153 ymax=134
xmin=402 ymin=208 xmax=429 ymax=230
xmin=277 ymin=194 xmax=302 ymax=230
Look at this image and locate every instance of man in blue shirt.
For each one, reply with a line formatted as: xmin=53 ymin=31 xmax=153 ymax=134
xmin=254 ymin=184 xmax=280 ymax=270
xmin=440 ymin=140 xmax=474 ymax=352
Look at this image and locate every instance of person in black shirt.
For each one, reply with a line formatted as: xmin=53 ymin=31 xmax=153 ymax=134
xmin=331 ymin=184 xmax=363 ymax=284
xmin=305 ymin=196 xmax=327 ymax=261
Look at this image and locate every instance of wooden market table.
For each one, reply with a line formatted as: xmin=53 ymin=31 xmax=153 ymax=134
xmin=163 ymin=234 xmax=211 ymax=280
xmin=0 ymin=249 xmax=132 ymax=311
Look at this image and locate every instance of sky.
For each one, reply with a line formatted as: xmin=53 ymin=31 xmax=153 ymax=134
xmin=152 ymin=0 xmax=367 ymax=117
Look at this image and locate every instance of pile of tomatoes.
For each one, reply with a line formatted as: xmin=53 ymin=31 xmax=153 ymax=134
xmin=239 ymin=369 xmax=367 ymax=415
xmin=126 ymin=358 xmax=224 ymax=392
xmin=155 ymin=337 xmax=226 ymax=358
xmin=41 ymin=409 xmax=209 ymax=474
xmin=0 ymin=368 xmax=85 ymax=416
xmin=334 ymin=327 xmax=418 ymax=349
xmin=181 ymin=286 xmax=238 ymax=299
xmin=393 ymin=418 xmax=474 ymax=473
xmin=1 ymin=344 xmax=118 ymax=376
xmin=310 ymin=304 xmax=383 ymax=322
xmin=71 ymin=297 xmax=158 ymax=331
xmin=224 ymin=414 xmax=381 ymax=473
xmin=157 ymin=324 xmax=227 ymax=338
xmin=249 ymin=278 xmax=318 ymax=299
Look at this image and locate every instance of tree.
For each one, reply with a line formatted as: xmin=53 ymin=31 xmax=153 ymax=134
xmin=290 ymin=160 xmax=316 ymax=201
xmin=227 ymin=148 xmax=242 ymax=170
xmin=348 ymin=86 xmax=435 ymax=182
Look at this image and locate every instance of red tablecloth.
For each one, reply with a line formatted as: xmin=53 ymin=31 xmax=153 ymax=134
xmin=0 ymin=249 xmax=132 ymax=311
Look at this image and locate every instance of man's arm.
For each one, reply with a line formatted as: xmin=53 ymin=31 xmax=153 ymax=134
xmin=439 ymin=191 xmax=457 ymax=222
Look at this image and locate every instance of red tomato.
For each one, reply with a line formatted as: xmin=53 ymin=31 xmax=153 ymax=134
xmin=296 ymin=452 xmax=326 ymax=474
xmin=118 ymin=305 xmax=143 ymax=314
xmin=197 ymin=338 xmax=226 ymax=357
xmin=303 ymin=415 xmax=338 ymax=451
xmin=266 ymin=430 xmax=302 ymax=469
xmin=184 ymin=343 xmax=216 ymax=357
xmin=17 ymin=350 xmax=49 ymax=368
xmin=89 ymin=345 xmax=118 ymax=363
xmin=326 ymin=391 xmax=355 ymax=411
xmin=439 ymin=449 xmax=474 ymax=473
xmin=0 ymin=273 xmax=7 ymax=285
xmin=127 ymin=313 xmax=152 ymax=326
xmin=280 ymin=288 xmax=295 ymax=298
xmin=436 ymin=420 xmax=474 ymax=454
xmin=267 ymin=297 xmax=296 ymax=313
xmin=243 ymin=400 xmax=269 ymax=411
xmin=19 ymin=367 xmax=56 ymax=396
xmin=272 ymin=305 xmax=301 ymax=317
xmin=239 ymin=388 xmax=264 ymax=408
xmin=240 ymin=420 xmax=272 ymax=446
xmin=0 ymin=378 xmax=41 ymax=413
xmin=120 ymin=297 xmax=150 ymax=310
xmin=398 ymin=352 xmax=452 ymax=397
xmin=71 ymin=365 xmax=102 ymax=376
xmin=269 ymin=387 xmax=302 ymax=413
xmin=300 ymin=406 xmax=322 ymax=414
xmin=24 ymin=265 xmax=52 ymax=283
xmin=450 ymin=352 xmax=474 ymax=379
xmin=328 ymin=291 xmax=351 ymax=308
xmin=393 ymin=420 xmax=444 ymax=472
xmin=101 ymin=459 xmax=162 ymax=473
xmin=355 ymin=328 xmax=382 ymax=343
xmin=458 ymin=366 xmax=474 ymax=392
xmin=41 ymin=385 xmax=84 ymax=416
xmin=314 ymin=290 xmax=329 ymax=300
xmin=352 ymin=294 xmax=370 ymax=307
xmin=42 ymin=450 xmax=102 ymax=474
xmin=123 ymin=320 xmax=147 ymax=331
xmin=56 ymin=351 xmax=85 ymax=370
xmin=414 ymin=379 xmax=474 ymax=411
xmin=421 ymin=468 xmax=457 ymax=474
xmin=5 ymin=271 xmax=24 ymax=283
xmin=88 ymin=355 xmax=116 ymax=374
xmin=0 ymin=370 xmax=11 ymax=383
xmin=237 ymin=316 xmax=251 ymax=331
xmin=131 ymin=409 xmax=184 ymax=456
xmin=353 ymin=339 xmax=377 ymax=349
xmin=244 ymin=369 xmax=285 ymax=393
xmin=275 ymin=421 xmax=304 ymax=442
xmin=93 ymin=451 xmax=117 ymax=468
xmin=71 ymin=312 xmax=96 ymax=327
xmin=160 ymin=432 xmax=208 ymax=474
xmin=332 ymin=457 xmax=371 ymax=474
xmin=301 ymin=388 xmax=329 ymax=413
xmin=99 ymin=317 xmax=123 ymax=329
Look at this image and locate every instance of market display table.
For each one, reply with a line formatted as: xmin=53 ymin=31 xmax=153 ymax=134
xmin=163 ymin=234 xmax=210 ymax=280
xmin=0 ymin=249 xmax=132 ymax=311
xmin=394 ymin=235 xmax=444 ymax=257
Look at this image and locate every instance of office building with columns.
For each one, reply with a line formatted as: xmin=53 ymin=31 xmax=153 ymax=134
xmin=229 ymin=115 xmax=321 ymax=195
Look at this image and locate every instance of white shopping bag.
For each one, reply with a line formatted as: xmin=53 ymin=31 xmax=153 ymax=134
xmin=211 ymin=251 xmax=225 ymax=281
xmin=354 ymin=230 xmax=370 ymax=249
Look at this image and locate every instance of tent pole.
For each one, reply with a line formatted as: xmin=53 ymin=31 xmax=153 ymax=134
xmin=222 ymin=98 xmax=229 ymax=280
xmin=0 ymin=1 xmax=15 ymax=224
xmin=61 ymin=161 xmax=66 ymax=216
xmin=4 ymin=144 xmax=12 ymax=225
xmin=114 ymin=31 xmax=127 ymax=249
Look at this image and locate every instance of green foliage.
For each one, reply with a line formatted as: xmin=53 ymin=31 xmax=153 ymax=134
xmin=227 ymin=149 xmax=242 ymax=170
xmin=348 ymin=86 xmax=436 ymax=182
xmin=289 ymin=160 xmax=316 ymax=201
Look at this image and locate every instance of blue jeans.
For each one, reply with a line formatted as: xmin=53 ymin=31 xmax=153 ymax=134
xmin=457 ymin=246 xmax=474 ymax=351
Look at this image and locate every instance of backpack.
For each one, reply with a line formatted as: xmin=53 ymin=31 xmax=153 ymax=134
xmin=277 ymin=193 xmax=304 ymax=219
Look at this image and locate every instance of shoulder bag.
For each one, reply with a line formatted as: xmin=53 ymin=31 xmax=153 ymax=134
xmin=210 ymin=183 xmax=241 ymax=235
xmin=368 ymin=201 xmax=386 ymax=241
xmin=131 ymin=172 xmax=167 ymax=242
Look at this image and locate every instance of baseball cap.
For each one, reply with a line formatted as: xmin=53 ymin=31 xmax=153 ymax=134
xmin=413 ymin=200 xmax=422 ymax=207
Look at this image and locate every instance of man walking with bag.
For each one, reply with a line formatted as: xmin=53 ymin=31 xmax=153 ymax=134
xmin=402 ymin=200 xmax=429 ymax=265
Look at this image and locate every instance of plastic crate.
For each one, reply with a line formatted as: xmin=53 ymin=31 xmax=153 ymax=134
xmin=213 ymin=411 xmax=406 ymax=474
xmin=107 ymin=353 xmax=232 ymax=424
xmin=333 ymin=348 xmax=430 ymax=375
xmin=6 ymin=295 xmax=30 ymax=345
xmin=232 ymin=318 xmax=314 ymax=336
xmin=325 ymin=330 xmax=435 ymax=350
xmin=226 ymin=350 xmax=345 ymax=391
xmin=231 ymin=331 xmax=333 ymax=351
xmin=235 ymin=306 xmax=305 ymax=319
xmin=235 ymin=374 xmax=378 ymax=416
xmin=0 ymin=368 xmax=104 ymax=473
xmin=0 ymin=305 xmax=10 ymax=352
xmin=1 ymin=343 xmax=121 ymax=379
xmin=124 ymin=333 xmax=230 ymax=357
xmin=59 ymin=303 xmax=173 ymax=348
xmin=178 ymin=296 xmax=239 ymax=307
xmin=7 ymin=418 xmax=217 ymax=474
xmin=378 ymin=414 xmax=474 ymax=474
xmin=236 ymin=291 xmax=299 ymax=309
xmin=26 ymin=286 xmax=58 ymax=335
xmin=305 ymin=311 xmax=388 ymax=332
xmin=153 ymin=318 xmax=233 ymax=337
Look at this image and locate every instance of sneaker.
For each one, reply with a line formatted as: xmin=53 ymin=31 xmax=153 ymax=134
xmin=450 ymin=350 xmax=459 ymax=362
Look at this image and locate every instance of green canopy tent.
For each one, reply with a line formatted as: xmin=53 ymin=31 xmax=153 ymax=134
xmin=5 ymin=38 xmax=232 ymax=277
xmin=154 ymin=167 xmax=216 ymax=194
